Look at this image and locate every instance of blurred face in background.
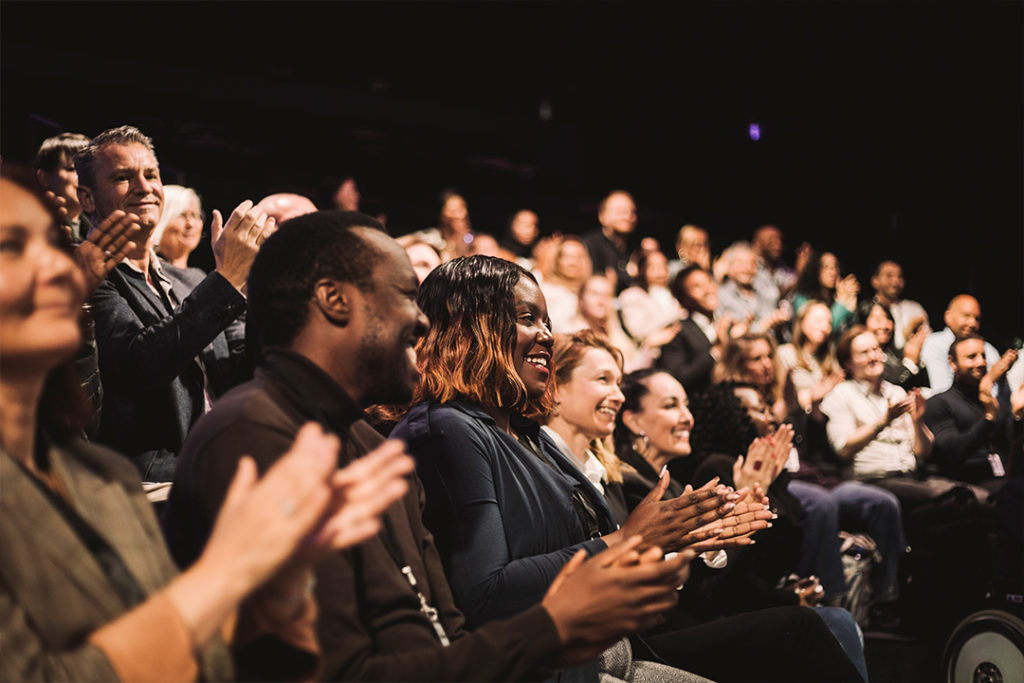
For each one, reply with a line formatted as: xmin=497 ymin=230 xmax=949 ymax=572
xmin=555 ymin=239 xmax=589 ymax=283
xmin=37 ymin=152 xmax=82 ymax=219
xmin=742 ymin=338 xmax=776 ymax=390
xmin=643 ymin=251 xmax=670 ymax=288
xmin=510 ymin=210 xmax=539 ymax=246
xmin=945 ymin=296 xmax=982 ymax=338
xmin=599 ymin=192 xmax=636 ymax=236
xmin=864 ymin=304 xmax=895 ymax=347
xmin=681 ymin=268 xmax=718 ymax=315
xmin=753 ymin=226 xmax=783 ymax=262
xmin=579 ymin=275 xmax=614 ymax=324
xmin=871 ymin=261 xmax=904 ymax=301
xmin=405 ymin=242 xmax=441 ymax=284
xmin=819 ymin=252 xmax=839 ymax=289
xmin=799 ymin=303 xmax=833 ymax=350
xmin=734 ymin=386 xmax=777 ymax=437
xmin=727 ymin=247 xmax=758 ymax=287
xmin=159 ymin=195 xmax=203 ymax=263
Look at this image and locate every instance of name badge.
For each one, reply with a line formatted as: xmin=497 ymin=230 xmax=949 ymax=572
xmin=989 ymin=453 xmax=1006 ymax=478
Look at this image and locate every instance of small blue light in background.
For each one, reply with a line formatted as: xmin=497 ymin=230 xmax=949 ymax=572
xmin=749 ymin=123 xmax=761 ymax=141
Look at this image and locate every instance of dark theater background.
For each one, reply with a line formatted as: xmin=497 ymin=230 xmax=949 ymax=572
xmin=3 ymin=1 xmax=1021 ymax=347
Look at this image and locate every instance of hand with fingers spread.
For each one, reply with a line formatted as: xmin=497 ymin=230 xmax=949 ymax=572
xmin=76 ymin=210 xmax=141 ymax=295
xmin=543 ymin=536 xmax=694 ymax=667
xmin=682 ymin=486 xmax=774 ymax=553
xmin=44 ymin=189 xmax=70 ymax=222
xmin=166 ymin=423 xmax=413 ymax=647
xmin=212 ymin=200 xmax=278 ymax=291
xmin=605 ymin=473 xmax=740 ymax=553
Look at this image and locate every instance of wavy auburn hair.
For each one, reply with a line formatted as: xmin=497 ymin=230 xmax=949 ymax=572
xmin=414 ymin=255 xmax=554 ymax=418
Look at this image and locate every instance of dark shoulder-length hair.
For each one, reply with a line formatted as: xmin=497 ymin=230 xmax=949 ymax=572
xmin=414 ymin=255 xmax=554 ymax=418
xmin=855 ymin=299 xmax=897 ymax=353
xmin=1 ymin=163 xmax=90 ymax=444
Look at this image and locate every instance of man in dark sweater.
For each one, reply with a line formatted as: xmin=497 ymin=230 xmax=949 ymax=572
xmin=924 ymin=334 xmax=1023 ymax=493
xmin=163 ymin=210 xmax=691 ymax=681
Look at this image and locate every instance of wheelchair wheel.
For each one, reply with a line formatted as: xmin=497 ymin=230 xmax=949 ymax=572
xmin=943 ymin=609 xmax=1024 ymax=683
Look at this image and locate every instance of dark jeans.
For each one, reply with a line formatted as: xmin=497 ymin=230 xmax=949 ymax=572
xmin=646 ymin=605 xmax=865 ymax=682
xmin=789 ymin=479 xmax=906 ymax=602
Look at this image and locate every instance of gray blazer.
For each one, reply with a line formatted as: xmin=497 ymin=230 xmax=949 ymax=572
xmin=0 ymin=437 xmax=231 ymax=681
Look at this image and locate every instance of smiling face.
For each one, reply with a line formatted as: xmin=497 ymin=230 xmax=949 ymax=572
xmin=846 ymin=331 xmax=886 ymax=382
xmin=626 ymin=372 xmax=694 ymax=459
xmin=355 ymin=230 xmax=430 ymax=406
xmin=864 ymin=304 xmax=894 ymax=347
xmin=79 ymin=142 xmax=164 ymax=233
xmin=681 ymin=268 xmax=718 ymax=315
xmin=945 ymin=296 xmax=982 ymax=338
xmin=871 ymin=261 xmax=904 ymax=301
xmin=799 ymin=302 xmax=833 ymax=349
xmin=555 ymin=347 xmax=624 ymax=440
xmin=512 ymin=276 xmax=554 ymax=399
xmin=951 ymin=337 xmax=988 ymax=387
xmin=0 ymin=179 xmax=86 ymax=374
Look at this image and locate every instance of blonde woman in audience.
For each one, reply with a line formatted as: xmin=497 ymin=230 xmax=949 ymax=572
xmin=543 ymin=331 xmax=631 ymax=522
xmin=777 ymin=301 xmax=845 ymax=421
xmin=536 ymin=235 xmax=592 ymax=333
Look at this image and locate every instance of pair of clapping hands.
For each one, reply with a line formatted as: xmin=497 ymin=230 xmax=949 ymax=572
xmin=539 ymin=454 xmax=777 ymax=665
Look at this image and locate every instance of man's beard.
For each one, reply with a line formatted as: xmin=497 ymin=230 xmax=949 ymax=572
xmin=357 ymin=312 xmax=416 ymax=407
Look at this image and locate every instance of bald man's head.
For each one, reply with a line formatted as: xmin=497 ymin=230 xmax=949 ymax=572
xmin=255 ymin=193 xmax=317 ymax=225
xmin=944 ymin=294 xmax=982 ymax=338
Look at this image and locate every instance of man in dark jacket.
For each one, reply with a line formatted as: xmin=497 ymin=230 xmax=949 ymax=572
xmin=77 ymin=125 xmax=273 ymax=482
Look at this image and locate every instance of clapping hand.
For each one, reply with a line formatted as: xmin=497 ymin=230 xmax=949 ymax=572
xmin=77 ymin=210 xmax=141 ymax=295
xmin=545 ymin=536 xmax=693 ymax=667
